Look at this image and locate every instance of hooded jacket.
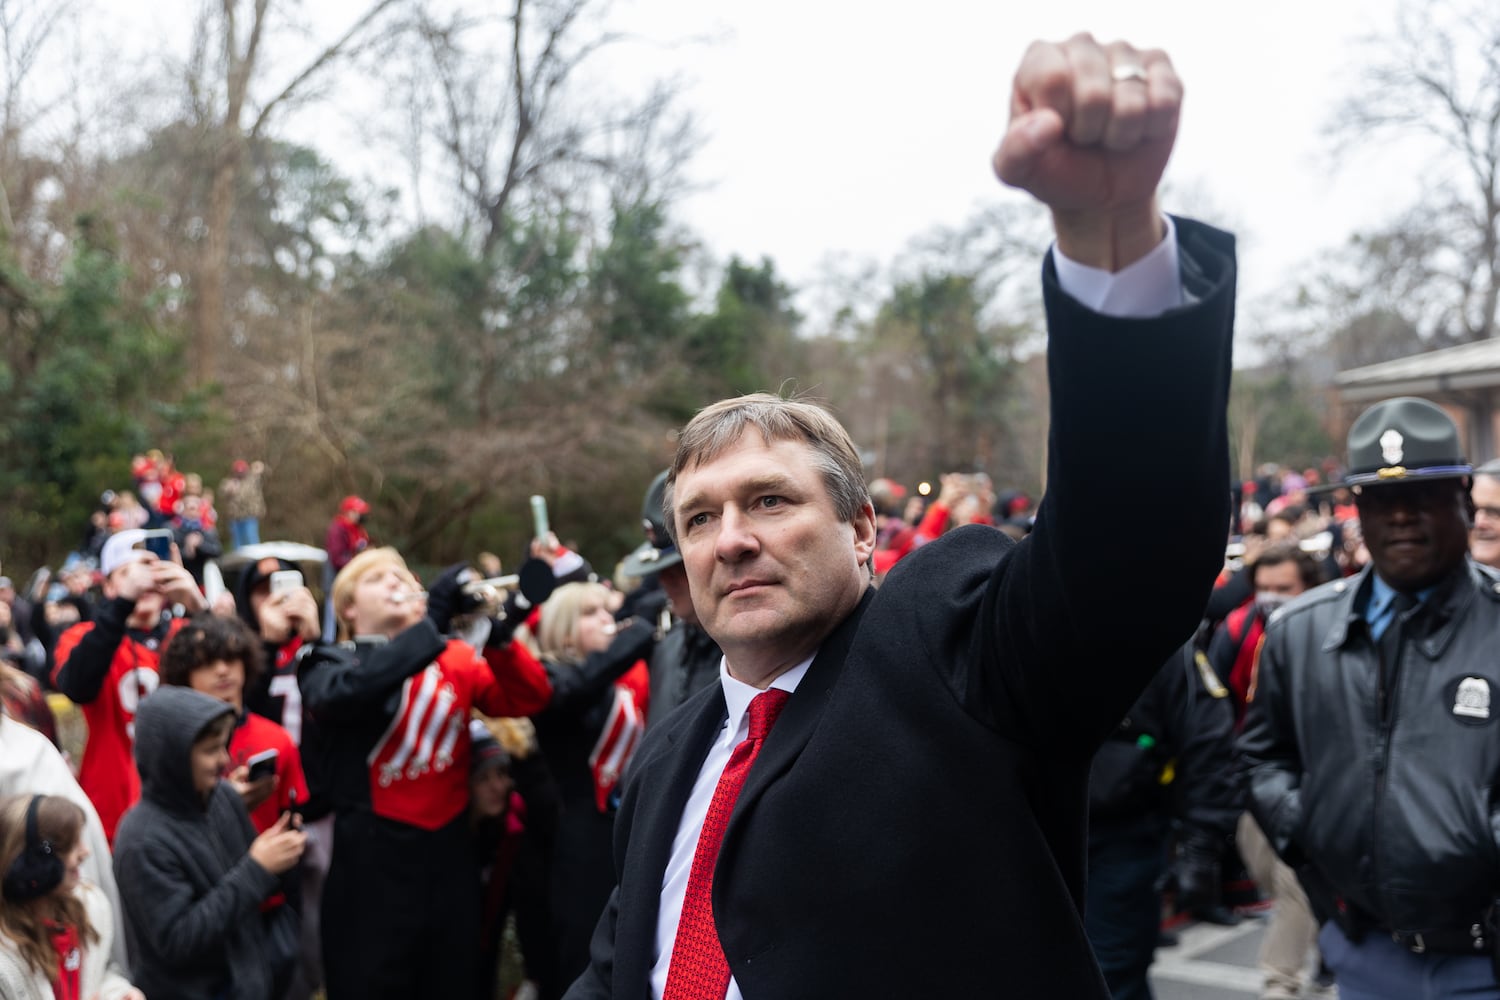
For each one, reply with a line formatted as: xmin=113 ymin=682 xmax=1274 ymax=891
xmin=112 ymin=686 xmax=284 ymax=1000
xmin=235 ymin=556 xmax=311 ymax=740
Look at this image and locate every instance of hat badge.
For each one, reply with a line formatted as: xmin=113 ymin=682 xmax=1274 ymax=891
xmin=1380 ymin=429 xmax=1404 ymax=466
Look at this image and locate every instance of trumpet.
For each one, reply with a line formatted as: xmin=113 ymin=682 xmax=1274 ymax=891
xmin=461 ymin=575 xmax=520 ymax=607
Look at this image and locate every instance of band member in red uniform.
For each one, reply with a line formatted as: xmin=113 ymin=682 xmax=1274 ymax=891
xmin=300 ymin=547 xmax=553 ymax=1000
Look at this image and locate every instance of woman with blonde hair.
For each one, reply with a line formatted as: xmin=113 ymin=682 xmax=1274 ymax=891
xmin=530 ymin=580 xmax=656 ymax=993
xmin=0 ymin=794 xmax=140 ymax=999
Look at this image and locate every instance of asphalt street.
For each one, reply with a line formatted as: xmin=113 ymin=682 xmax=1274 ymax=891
xmin=1151 ymin=912 xmax=1331 ymax=1000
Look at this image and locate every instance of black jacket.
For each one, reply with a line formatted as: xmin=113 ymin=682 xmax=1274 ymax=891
xmin=1239 ymin=560 xmax=1500 ymax=935
xmin=1089 ymin=643 xmax=1241 ymax=836
xmin=646 ymin=621 xmax=721 ymax=728
xmin=563 ymin=218 xmax=1235 ymax=1000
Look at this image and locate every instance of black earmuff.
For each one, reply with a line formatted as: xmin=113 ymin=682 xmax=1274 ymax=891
xmin=2 ymin=796 xmax=65 ymax=902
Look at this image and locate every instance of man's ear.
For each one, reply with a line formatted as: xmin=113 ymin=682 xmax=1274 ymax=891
xmin=852 ymin=501 xmax=878 ymax=567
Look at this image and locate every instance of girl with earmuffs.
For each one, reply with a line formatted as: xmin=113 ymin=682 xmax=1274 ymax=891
xmin=0 ymin=793 xmax=141 ymax=1000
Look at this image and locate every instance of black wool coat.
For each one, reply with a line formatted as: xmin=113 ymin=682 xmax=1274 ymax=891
xmin=566 ymin=219 xmax=1237 ymax=1000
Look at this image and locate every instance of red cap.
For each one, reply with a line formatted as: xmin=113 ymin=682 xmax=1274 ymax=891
xmin=340 ymin=495 xmax=370 ymax=515
xmin=232 ymin=459 xmax=250 ymax=474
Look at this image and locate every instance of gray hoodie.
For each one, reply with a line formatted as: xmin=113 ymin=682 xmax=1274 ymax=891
xmin=112 ymin=686 xmax=284 ymax=1000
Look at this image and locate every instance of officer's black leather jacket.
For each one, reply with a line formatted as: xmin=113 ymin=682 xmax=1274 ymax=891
xmin=1239 ymin=560 xmax=1500 ymax=936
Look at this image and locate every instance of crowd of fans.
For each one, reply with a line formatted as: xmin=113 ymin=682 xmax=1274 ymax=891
xmin=0 ymin=441 xmax=1473 ymax=1000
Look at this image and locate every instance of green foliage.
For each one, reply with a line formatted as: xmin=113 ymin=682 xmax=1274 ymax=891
xmin=0 ymin=233 xmax=204 ymax=567
xmin=1229 ymin=369 xmax=1334 ymax=477
xmin=682 ymin=256 xmax=802 ymax=402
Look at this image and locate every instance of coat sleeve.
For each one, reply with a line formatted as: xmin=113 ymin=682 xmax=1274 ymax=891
xmin=543 ymin=619 xmax=654 ymax=713
xmin=1168 ymin=647 xmax=1243 ymax=838
xmin=299 ymin=620 xmax=446 ymax=722
xmin=1235 ymin=615 xmax=1305 ymax=866
xmin=113 ymin=834 xmax=280 ymax=967
xmin=474 ymin=639 xmax=555 ymax=718
xmin=963 ymin=219 xmax=1236 ymax=751
xmin=52 ymin=601 xmax=134 ymax=703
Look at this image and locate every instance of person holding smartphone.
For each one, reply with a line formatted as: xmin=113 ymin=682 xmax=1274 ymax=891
xmin=52 ymin=528 xmax=207 ymax=842
xmin=159 ymin=613 xmax=309 ymax=835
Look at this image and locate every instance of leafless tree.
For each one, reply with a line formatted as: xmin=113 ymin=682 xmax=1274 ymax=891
xmin=1334 ymin=0 xmax=1500 ymax=342
xmin=183 ymin=0 xmax=406 ymax=386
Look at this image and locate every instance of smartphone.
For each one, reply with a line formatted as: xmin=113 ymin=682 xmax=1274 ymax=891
xmin=245 ymin=748 xmax=279 ymax=783
xmin=530 ymin=494 xmax=550 ymax=543
xmin=269 ymin=570 xmax=303 ymax=595
xmin=138 ymin=529 xmax=174 ymax=561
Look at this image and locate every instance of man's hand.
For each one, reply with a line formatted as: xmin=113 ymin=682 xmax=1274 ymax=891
xmin=248 ymin=811 xmax=306 ymax=876
xmin=229 ymin=763 xmax=279 ymax=813
xmin=152 ymin=559 xmax=207 ymax=612
xmin=259 ymin=587 xmax=321 ymax=644
xmin=993 ymin=34 xmax=1181 ymax=271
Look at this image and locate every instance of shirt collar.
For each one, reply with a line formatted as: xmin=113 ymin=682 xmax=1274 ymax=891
xmin=1367 ymin=572 xmax=1436 ymax=620
xmin=719 ymin=654 xmax=814 ymax=737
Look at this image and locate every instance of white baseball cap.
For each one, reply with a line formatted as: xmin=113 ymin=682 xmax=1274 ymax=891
xmin=100 ymin=529 xmax=153 ymax=577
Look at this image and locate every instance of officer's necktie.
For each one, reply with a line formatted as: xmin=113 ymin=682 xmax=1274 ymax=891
xmin=1377 ymin=591 xmax=1419 ymax=722
xmin=662 ymin=687 xmax=790 ymax=1000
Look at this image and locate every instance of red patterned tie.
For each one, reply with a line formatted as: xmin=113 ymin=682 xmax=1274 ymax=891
xmin=662 ymin=687 xmax=790 ymax=1000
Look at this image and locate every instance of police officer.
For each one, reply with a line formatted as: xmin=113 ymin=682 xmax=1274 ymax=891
xmin=619 ymin=471 xmax=720 ymax=726
xmin=1087 ymin=641 xmax=1242 ymax=1000
xmin=1240 ymin=397 xmax=1500 ymax=999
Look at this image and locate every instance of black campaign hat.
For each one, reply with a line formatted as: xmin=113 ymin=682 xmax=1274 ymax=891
xmin=621 ymin=470 xmax=681 ymax=577
xmin=1344 ymin=396 xmax=1471 ymax=488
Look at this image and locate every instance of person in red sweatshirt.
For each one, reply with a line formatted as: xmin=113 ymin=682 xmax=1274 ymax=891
xmin=52 ymin=528 xmax=207 ymax=842
xmin=300 ymin=547 xmax=553 ymax=1000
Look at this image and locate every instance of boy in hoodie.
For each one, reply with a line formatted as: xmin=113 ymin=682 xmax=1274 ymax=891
xmin=112 ymin=686 xmax=306 ymax=1000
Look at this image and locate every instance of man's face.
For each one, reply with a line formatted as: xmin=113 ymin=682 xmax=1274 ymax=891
xmin=342 ymin=561 xmax=422 ymax=638
xmin=1356 ymin=479 xmax=1472 ymax=591
xmin=657 ymin=563 xmax=698 ymax=627
xmin=190 ymin=727 xmax=231 ymax=797
xmin=672 ymin=431 xmax=876 ymax=684
xmin=1470 ymin=476 xmax=1500 ymax=569
xmin=104 ymin=555 xmax=165 ymax=622
xmin=189 ymin=658 xmax=246 ymax=712
xmin=1255 ymin=560 xmax=1307 ymax=598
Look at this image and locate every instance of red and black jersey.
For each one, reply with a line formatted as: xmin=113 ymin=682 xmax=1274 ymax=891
xmin=244 ymin=636 xmax=306 ymax=744
xmin=299 ymin=619 xmax=551 ymax=830
xmin=228 ymin=711 xmax=310 ymax=834
xmin=52 ymin=599 xmax=184 ymax=842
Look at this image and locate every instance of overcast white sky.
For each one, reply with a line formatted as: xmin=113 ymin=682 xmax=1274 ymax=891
xmin=593 ymin=0 xmax=1426 ymax=327
xmin=107 ymin=0 xmax=1445 ymax=343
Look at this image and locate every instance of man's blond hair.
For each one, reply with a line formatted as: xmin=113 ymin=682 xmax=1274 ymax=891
xmin=330 ymin=547 xmax=416 ymax=640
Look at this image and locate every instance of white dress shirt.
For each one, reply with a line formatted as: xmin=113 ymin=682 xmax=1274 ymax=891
xmin=649 ymin=655 xmax=813 ymax=1000
xmin=648 ymin=219 xmax=1185 ymax=999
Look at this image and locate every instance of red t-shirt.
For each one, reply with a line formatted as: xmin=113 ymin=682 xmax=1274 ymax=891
xmin=46 ymin=922 xmax=81 ymax=1000
xmin=228 ymin=712 xmax=310 ymax=833
xmin=54 ymin=619 xmax=185 ymax=842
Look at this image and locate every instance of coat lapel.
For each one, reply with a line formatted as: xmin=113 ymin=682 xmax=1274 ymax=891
xmin=721 ymin=588 xmax=873 ymax=848
xmin=612 ymin=682 xmax=728 ymax=989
